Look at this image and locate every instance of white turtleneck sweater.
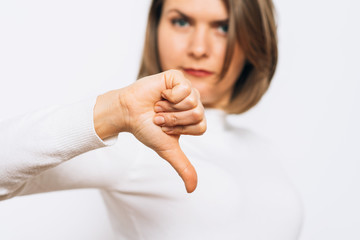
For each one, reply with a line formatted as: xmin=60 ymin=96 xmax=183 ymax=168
xmin=0 ymin=98 xmax=303 ymax=240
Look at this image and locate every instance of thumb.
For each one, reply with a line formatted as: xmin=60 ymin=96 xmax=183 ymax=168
xmin=156 ymin=141 xmax=198 ymax=193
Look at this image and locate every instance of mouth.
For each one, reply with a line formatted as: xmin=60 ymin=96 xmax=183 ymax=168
xmin=182 ymin=68 xmax=214 ymax=77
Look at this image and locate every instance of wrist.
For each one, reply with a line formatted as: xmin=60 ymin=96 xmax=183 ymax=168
xmin=93 ymin=89 xmax=129 ymax=140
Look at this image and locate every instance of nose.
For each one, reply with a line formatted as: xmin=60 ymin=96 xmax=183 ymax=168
xmin=188 ymin=26 xmax=210 ymax=59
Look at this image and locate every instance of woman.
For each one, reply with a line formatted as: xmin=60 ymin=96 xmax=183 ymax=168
xmin=0 ymin=0 xmax=302 ymax=239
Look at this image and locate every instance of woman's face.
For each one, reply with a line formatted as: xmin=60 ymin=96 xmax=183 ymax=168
xmin=158 ymin=0 xmax=245 ymax=109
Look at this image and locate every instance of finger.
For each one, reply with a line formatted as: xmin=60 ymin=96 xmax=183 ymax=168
xmin=161 ymin=85 xmax=191 ymax=104
xmin=153 ymin=107 xmax=204 ymax=127
xmin=156 ymin=144 xmax=198 ymax=193
xmin=162 ymin=120 xmax=207 ymax=136
xmin=162 ymin=70 xmax=192 ymax=104
xmin=155 ymin=89 xmax=198 ymax=112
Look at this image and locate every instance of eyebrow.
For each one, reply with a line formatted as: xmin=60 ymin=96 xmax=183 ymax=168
xmin=165 ymin=9 xmax=229 ymax=25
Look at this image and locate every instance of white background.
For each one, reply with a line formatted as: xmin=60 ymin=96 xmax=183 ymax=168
xmin=0 ymin=0 xmax=359 ymax=239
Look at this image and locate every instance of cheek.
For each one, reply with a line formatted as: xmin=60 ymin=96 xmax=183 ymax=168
xmin=158 ymin=26 xmax=186 ymax=70
xmin=212 ymin=41 xmax=227 ymax=68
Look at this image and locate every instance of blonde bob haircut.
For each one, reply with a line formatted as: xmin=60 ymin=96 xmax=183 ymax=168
xmin=138 ymin=0 xmax=278 ymax=114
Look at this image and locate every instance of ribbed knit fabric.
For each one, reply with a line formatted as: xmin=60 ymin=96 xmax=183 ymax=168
xmin=0 ymin=97 xmax=114 ymax=199
xmin=0 ymin=102 xmax=303 ymax=239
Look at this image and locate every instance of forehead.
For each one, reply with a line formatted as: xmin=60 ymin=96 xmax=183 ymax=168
xmin=162 ymin=0 xmax=228 ymax=20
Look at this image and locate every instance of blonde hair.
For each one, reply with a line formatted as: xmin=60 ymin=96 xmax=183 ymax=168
xmin=138 ymin=0 xmax=278 ymax=114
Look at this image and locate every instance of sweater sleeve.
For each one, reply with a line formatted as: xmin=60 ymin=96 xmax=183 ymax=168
xmin=0 ymin=97 xmax=117 ymax=200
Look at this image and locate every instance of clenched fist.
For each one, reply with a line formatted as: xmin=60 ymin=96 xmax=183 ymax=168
xmin=93 ymin=70 xmax=206 ymax=193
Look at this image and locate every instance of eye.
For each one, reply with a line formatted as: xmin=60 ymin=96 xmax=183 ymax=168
xmin=217 ymin=23 xmax=228 ymax=34
xmin=171 ymin=18 xmax=190 ymax=27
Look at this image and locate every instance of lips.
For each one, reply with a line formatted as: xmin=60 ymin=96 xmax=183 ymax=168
xmin=182 ymin=68 xmax=214 ymax=77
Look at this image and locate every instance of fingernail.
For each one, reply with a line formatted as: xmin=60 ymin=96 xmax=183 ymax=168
xmin=154 ymin=106 xmax=163 ymax=112
xmin=154 ymin=116 xmax=165 ymax=125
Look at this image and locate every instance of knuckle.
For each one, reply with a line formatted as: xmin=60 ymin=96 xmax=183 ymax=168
xmin=185 ymin=95 xmax=197 ymax=108
xmin=170 ymin=114 xmax=178 ymax=126
xmin=186 ymin=84 xmax=192 ymax=93
xmin=192 ymin=107 xmax=203 ymax=122
xmin=180 ymin=84 xmax=191 ymax=96
xmin=177 ymin=69 xmax=185 ymax=77
xmin=170 ymin=69 xmax=183 ymax=77
xmin=193 ymin=88 xmax=200 ymax=97
xmin=198 ymin=121 xmax=207 ymax=135
xmin=193 ymin=88 xmax=201 ymax=100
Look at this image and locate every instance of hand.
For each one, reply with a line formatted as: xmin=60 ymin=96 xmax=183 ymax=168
xmin=94 ymin=70 xmax=206 ymax=193
xmin=153 ymin=85 xmax=205 ymax=136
